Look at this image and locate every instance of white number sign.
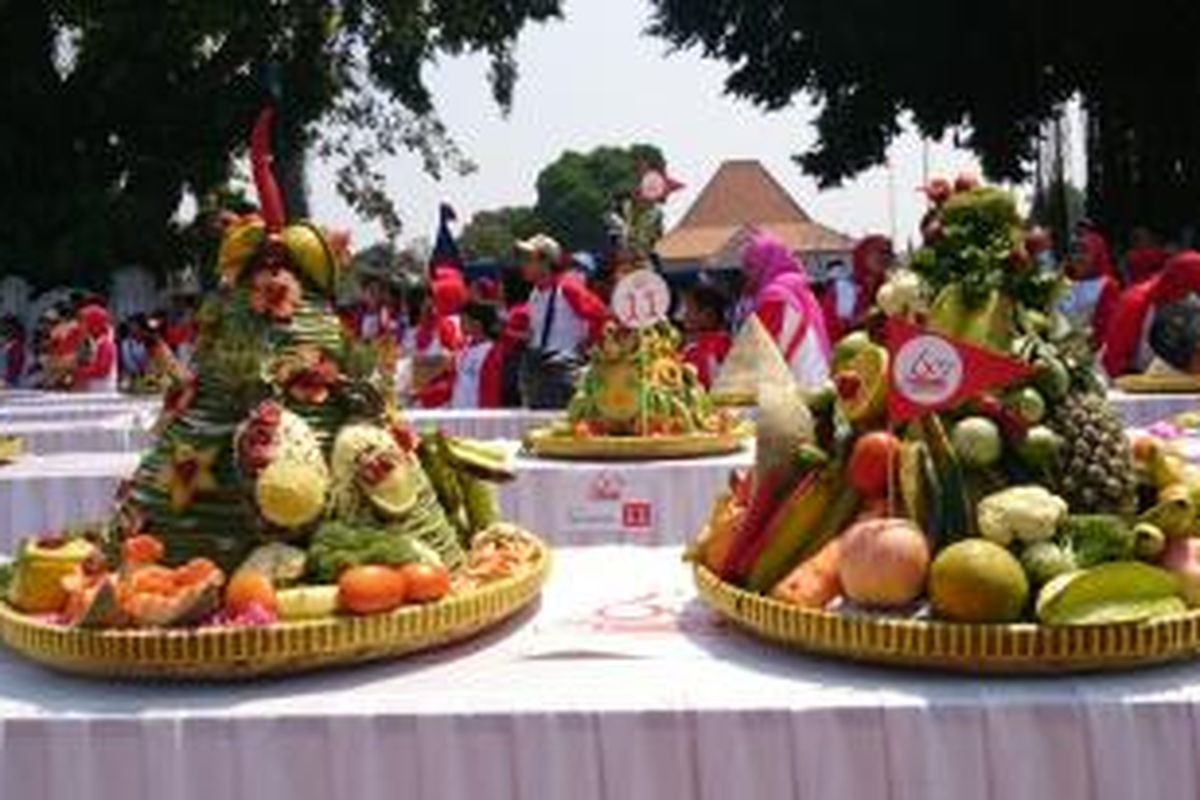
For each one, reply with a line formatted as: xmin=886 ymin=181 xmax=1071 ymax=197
xmin=612 ymin=270 xmax=670 ymax=329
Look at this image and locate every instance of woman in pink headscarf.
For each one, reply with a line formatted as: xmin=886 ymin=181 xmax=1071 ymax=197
xmin=741 ymin=230 xmax=832 ymax=388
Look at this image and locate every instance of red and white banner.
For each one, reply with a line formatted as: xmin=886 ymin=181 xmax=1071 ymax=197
xmin=885 ymin=317 xmax=1033 ymax=423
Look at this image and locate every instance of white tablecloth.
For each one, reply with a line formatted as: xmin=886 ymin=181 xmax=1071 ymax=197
xmin=500 ymin=449 xmax=752 ymax=545
xmin=0 ymin=447 xmax=751 ymax=550
xmin=0 ymin=415 xmax=152 ymax=455
xmin=407 ymin=408 xmax=559 ymax=440
xmin=1 ymin=545 xmax=1199 ymax=800
xmin=0 ymin=452 xmax=137 ymax=540
xmin=0 ymin=400 xmax=557 ymax=455
xmin=0 ymin=391 xmax=160 ymax=423
xmin=1108 ymin=389 xmax=1200 ymax=427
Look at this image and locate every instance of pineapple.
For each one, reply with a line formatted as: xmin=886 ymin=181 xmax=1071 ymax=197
xmin=1048 ymin=391 xmax=1137 ymax=515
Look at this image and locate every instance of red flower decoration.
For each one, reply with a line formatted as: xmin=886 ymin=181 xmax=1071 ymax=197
xmin=250 ymin=267 xmax=301 ymax=321
xmin=272 ymin=347 xmax=340 ymax=405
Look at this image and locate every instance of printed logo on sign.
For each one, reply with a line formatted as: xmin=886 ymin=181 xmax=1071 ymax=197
xmin=588 ymin=471 xmax=624 ymax=502
xmin=894 ymin=335 xmax=963 ymax=406
xmin=621 ymin=500 xmax=653 ymax=529
xmin=611 ymin=271 xmax=670 ymax=329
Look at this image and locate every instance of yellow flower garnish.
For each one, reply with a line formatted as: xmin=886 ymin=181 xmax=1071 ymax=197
xmin=159 ymin=442 xmax=220 ymax=511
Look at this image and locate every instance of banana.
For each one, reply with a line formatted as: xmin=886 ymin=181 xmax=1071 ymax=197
xmin=1140 ymin=484 xmax=1196 ymax=538
xmin=276 ymin=586 xmax=340 ymax=621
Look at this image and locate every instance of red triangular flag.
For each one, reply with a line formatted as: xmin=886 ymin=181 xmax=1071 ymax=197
xmin=885 ymin=317 xmax=1034 ymax=423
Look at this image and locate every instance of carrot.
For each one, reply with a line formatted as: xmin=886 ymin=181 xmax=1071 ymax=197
xmin=769 ymin=538 xmax=843 ymax=609
xmin=721 ymin=469 xmax=814 ymax=582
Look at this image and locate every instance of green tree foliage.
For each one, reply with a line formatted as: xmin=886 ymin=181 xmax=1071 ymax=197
xmin=0 ymin=1 xmax=561 ymax=288
xmin=534 ymin=144 xmax=665 ymax=251
xmin=460 ymin=206 xmax=543 ymax=261
xmin=647 ymin=1 xmax=1200 ymax=241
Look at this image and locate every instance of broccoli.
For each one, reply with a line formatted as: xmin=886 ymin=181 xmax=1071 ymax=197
xmin=1059 ymin=515 xmax=1135 ymax=568
xmin=306 ymin=521 xmax=441 ymax=584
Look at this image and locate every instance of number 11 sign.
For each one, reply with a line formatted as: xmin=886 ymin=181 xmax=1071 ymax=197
xmin=612 ymin=270 xmax=671 ymax=329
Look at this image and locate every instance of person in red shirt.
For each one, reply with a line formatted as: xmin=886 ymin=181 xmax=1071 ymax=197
xmin=447 ymin=302 xmax=504 ymax=409
xmin=409 ymin=267 xmax=467 ymax=408
xmin=821 ymin=235 xmax=892 ymax=341
xmin=515 ymin=234 xmax=609 ymax=408
xmin=73 ymin=302 xmax=118 ymax=392
xmin=680 ymin=283 xmax=732 ymax=388
xmin=498 ymin=304 xmax=530 ymax=408
xmin=1061 ymin=225 xmax=1120 ymax=348
xmin=1103 ymin=250 xmax=1200 ymax=376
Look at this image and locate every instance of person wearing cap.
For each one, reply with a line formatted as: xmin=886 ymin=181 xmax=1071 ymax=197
xmin=516 ymin=233 xmax=608 ymax=409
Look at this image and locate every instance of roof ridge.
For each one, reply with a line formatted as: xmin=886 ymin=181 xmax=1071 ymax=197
xmin=672 ymin=160 xmax=811 ymax=231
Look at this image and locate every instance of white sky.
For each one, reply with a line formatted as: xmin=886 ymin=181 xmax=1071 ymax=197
xmin=307 ymin=0 xmax=1080 ymax=254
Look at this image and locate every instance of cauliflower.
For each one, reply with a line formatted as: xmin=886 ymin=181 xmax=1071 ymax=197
xmin=876 ymin=269 xmax=929 ymax=318
xmin=977 ymin=485 xmax=1069 ymax=546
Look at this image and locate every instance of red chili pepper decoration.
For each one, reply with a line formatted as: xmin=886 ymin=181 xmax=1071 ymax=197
xmin=250 ymin=107 xmax=286 ymax=232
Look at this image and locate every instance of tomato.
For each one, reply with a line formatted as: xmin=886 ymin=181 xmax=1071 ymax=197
xmin=225 ymin=570 xmax=278 ymax=616
xmin=338 ymin=566 xmax=408 ymax=615
xmin=123 ymin=534 xmax=165 ymax=565
xmin=399 ymin=563 xmax=451 ymax=603
xmin=846 ymin=431 xmax=901 ymax=499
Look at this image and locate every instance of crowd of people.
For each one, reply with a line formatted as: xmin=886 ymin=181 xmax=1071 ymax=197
xmin=6 ymin=209 xmax=1200 ymax=406
xmin=0 ymin=294 xmax=195 ymax=393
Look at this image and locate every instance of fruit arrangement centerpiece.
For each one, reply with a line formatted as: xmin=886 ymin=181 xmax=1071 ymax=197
xmin=691 ymin=178 xmax=1200 ymax=672
xmin=525 ymin=278 xmax=747 ymax=460
xmin=0 ymin=110 xmax=547 ymax=680
xmin=527 ymin=169 xmax=747 ymax=460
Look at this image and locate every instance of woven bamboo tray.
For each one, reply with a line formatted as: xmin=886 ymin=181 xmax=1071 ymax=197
xmin=525 ymin=426 xmax=749 ymax=461
xmin=1115 ymin=374 xmax=1200 ymax=394
xmin=0 ymin=541 xmax=550 ymax=680
xmin=0 ymin=435 xmax=23 ymax=465
xmin=711 ymin=390 xmax=756 ymax=408
xmin=694 ymin=563 xmax=1200 ymax=673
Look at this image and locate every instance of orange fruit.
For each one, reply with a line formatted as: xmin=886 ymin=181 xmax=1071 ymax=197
xmin=225 ymin=570 xmax=278 ymax=616
xmin=399 ymin=563 xmax=451 ymax=603
xmin=338 ymin=565 xmax=408 ymax=615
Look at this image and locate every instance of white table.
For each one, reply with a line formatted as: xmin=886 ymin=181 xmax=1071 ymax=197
xmin=0 ymin=415 xmax=152 ymax=455
xmin=0 ymin=452 xmax=137 ymax=541
xmin=0 ymin=546 xmax=1198 ymax=800
xmin=1108 ymin=389 xmax=1200 ymax=427
xmin=406 ymin=408 xmax=559 ymax=440
xmin=500 ymin=448 xmax=752 ymax=546
xmin=0 ymin=447 xmax=752 ymax=551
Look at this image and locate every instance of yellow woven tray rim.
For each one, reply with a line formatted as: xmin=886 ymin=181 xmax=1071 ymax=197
xmin=526 ymin=426 xmax=749 ymax=461
xmin=694 ymin=563 xmax=1200 ymax=673
xmin=0 ymin=539 xmax=551 ymax=680
xmin=1115 ymin=374 xmax=1200 ymax=394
